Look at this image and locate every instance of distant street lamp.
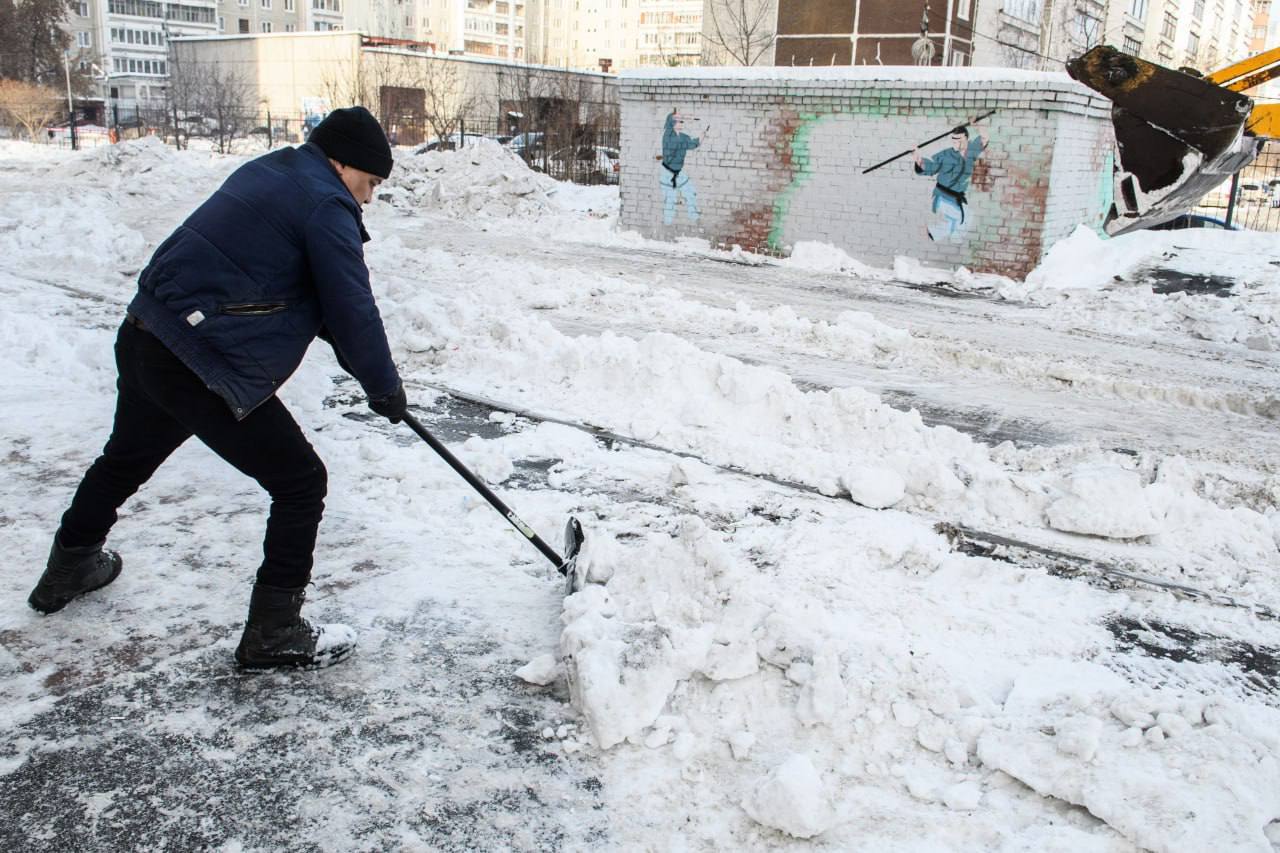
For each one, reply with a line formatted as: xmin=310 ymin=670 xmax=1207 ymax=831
xmin=62 ymin=50 xmax=78 ymax=151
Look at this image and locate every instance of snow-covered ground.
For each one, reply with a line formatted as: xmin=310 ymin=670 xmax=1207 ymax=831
xmin=1 ymin=137 xmax=1278 ymax=851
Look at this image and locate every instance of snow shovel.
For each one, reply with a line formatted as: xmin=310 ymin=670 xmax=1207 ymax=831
xmin=401 ymin=411 xmax=585 ymax=593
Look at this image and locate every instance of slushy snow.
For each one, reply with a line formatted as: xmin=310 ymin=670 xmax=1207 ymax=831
xmin=1 ymin=137 xmax=1278 ymax=850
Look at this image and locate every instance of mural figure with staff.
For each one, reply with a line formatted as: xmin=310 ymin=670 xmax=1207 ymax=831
xmin=913 ymin=118 xmax=989 ymax=242
xmin=862 ymin=110 xmax=995 ymax=244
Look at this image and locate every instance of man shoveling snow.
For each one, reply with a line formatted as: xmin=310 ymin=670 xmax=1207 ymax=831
xmin=27 ymin=107 xmax=408 ymax=671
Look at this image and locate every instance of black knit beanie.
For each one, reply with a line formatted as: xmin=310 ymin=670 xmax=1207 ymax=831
xmin=308 ymin=106 xmax=393 ymax=179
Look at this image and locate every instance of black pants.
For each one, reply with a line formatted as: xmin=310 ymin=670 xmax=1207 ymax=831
xmin=58 ymin=321 xmax=327 ymax=589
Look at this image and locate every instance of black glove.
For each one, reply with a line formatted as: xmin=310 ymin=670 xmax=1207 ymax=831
xmin=368 ymin=382 xmax=407 ymax=424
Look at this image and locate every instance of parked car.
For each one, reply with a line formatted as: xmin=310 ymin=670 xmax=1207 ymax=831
xmin=1238 ymin=180 xmax=1268 ymax=204
xmin=505 ymin=131 xmax=547 ymax=162
xmin=412 ymin=132 xmax=489 ymax=153
xmin=537 ymin=145 xmax=621 ymax=185
xmin=1149 ymin=213 xmax=1238 ymax=230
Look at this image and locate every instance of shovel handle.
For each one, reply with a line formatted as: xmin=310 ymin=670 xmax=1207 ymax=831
xmin=401 ymin=412 xmax=570 ymax=573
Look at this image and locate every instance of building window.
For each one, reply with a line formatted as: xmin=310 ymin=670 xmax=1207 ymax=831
xmin=285 ymin=0 xmax=294 ymax=9
xmin=1004 ymin=0 xmax=1040 ymax=24
xmin=1192 ymin=0 xmax=1205 ymax=19
xmin=261 ymin=0 xmax=271 ymax=8
xmin=77 ymin=1 xmax=89 ymax=15
xmin=218 ymin=15 xmax=224 ymax=30
xmin=1123 ymin=35 xmax=1142 ymax=54
xmin=956 ymin=0 xmax=970 ymax=21
xmin=1128 ymin=0 xmax=1147 ymax=18
xmin=285 ymin=22 xmax=295 ymax=30
xmin=1188 ymin=31 xmax=1200 ymax=54
xmin=77 ymin=31 xmax=92 ymax=47
xmin=1161 ymin=13 xmax=1176 ymax=40
xmin=239 ymin=17 xmax=250 ymax=32
xmin=261 ymin=20 xmax=272 ymax=31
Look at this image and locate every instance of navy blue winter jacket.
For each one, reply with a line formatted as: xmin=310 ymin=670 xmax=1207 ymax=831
xmin=127 ymin=142 xmax=400 ymax=419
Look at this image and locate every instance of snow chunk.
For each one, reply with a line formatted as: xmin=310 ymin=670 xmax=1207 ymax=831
xmin=740 ymin=754 xmax=834 ymax=839
xmin=786 ymin=241 xmax=885 ymax=279
xmin=840 ymin=464 xmax=906 ymax=509
xmin=1046 ymin=465 xmax=1162 ymax=539
xmin=515 ymin=654 xmax=559 ymax=686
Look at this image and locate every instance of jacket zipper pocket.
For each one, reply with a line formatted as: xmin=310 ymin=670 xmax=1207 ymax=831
xmin=221 ymin=302 xmax=289 ymax=316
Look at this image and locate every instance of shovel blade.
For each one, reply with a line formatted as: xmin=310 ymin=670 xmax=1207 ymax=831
xmin=561 ymin=516 xmax=586 ymax=595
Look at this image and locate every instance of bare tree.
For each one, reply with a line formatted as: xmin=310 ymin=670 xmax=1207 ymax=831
xmin=420 ymin=57 xmax=479 ymax=145
xmin=196 ymin=62 xmax=254 ymax=154
xmin=1039 ymin=0 xmax=1104 ymax=68
xmin=166 ymin=42 xmax=203 ymax=149
xmin=0 ymin=79 xmax=62 ymax=139
xmin=702 ymin=0 xmax=776 ymax=67
xmin=318 ymin=57 xmax=366 ymax=110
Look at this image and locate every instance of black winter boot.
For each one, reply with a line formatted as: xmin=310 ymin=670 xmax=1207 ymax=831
xmin=29 ymin=533 xmax=124 ymax=614
xmin=234 ymin=583 xmax=356 ymax=670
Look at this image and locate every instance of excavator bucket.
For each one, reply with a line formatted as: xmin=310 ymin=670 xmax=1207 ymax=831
xmin=1066 ymin=45 xmax=1262 ymax=235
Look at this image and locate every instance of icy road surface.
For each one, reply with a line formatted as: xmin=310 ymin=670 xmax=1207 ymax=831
xmin=1 ymin=139 xmax=1278 ymax=852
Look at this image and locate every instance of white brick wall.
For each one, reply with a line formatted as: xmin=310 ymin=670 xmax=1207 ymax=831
xmin=620 ymin=69 xmax=1113 ymax=277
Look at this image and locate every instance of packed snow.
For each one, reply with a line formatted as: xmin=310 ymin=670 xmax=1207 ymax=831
xmin=1 ymin=137 xmax=1279 ymax=851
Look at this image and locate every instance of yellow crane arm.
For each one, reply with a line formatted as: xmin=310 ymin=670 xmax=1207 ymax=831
xmin=1207 ymin=45 xmax=1280 ymax=137
xmin=1207 ymin=45 xmax=1280 ymax=92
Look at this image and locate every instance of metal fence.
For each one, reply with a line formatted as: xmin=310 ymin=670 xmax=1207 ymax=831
xmin=1191 ymin=139 xmax=1280 ymax=232
xmin=14 ymin=105 xmax=623 ymax=185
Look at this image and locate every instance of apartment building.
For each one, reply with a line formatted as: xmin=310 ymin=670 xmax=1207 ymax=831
xmin=60 ymin=0 xmax=219 ymax=110
xmin=525 ymin=0 xmax=701 ymax=70
xmin=525 ymin=0 xmax=635 ymax=70
xmin=973 ymin=0 xmax=1257 ymax=72
xmin=637 ymin=0 xmax=702 ymax=66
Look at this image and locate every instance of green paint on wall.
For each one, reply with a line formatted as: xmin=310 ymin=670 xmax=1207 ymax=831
xmin=1094 ymin=150 xmax=1115 ymax=237
xmin=765 ymin=105 xmax=949 ymax=252
xmin=766 ymin=112 xmax=820 ymax=251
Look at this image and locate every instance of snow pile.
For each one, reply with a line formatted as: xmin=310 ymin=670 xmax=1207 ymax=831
xmin=1028 ymin=224 xmax=1280 ymax=295
xmin=554 ymin=509 xmax=1280 ymax=847
xmin=1026 ymin=225 xmax=1280 ymax=351
xmin=0 ymin=138 xmax=235 ymax=274
xmin=4 ymin=139 xmax=1280 ymax=851
xmin=384 ymin=139 xmax=563 ymax=219
xmin=978 ymin=662 xmax=1280 ymax=852
xmin=788 ymin=241 xmax=888 ymax=280
xmin=404 ymin=298 xmax=1278 ymax=592
xmin=782 ymin=226 xmax=1280 ymax=351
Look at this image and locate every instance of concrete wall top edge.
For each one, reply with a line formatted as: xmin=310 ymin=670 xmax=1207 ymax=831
xmin=619 ymin=78 xmax=1089 ymax=96
xmin=620 ymin=66 xmax=1075 ymax=86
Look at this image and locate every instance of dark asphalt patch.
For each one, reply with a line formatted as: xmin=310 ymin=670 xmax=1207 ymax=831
xmin=0 ymin=602 xmax=607 ymax=852
xmin=1106 ymin=615 xmax=1280 ymax=696
xmin=1139 ymin=266 xmax=1237 ymax=297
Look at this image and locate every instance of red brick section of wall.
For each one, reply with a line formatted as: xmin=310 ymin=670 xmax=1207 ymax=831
xmin=992 ymin=162 xmax=1049 ymax=279
xmin=721 ymin=109 xmax=804 ymax=254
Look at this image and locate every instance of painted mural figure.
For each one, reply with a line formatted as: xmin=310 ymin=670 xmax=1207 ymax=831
xmin=660 ymin=109 xmax=708 ymax=225
xmin=913 ymin=126 xmax=987 ymax=242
